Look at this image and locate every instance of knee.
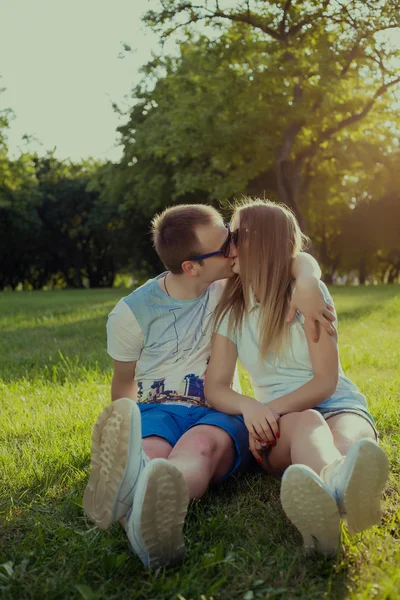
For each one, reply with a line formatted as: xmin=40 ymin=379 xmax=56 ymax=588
xmin=329 ymin=415 xmax=376 ymax=448
xmin=297 ymin=409 xmax=326 ymax=428
xmin=279 ymin=410 xmax=325 ymax=430
xmin=182 ymin=433 xmax=221 ymax=460
xmin=278 ymin=411 xmax=303 ymax=430
xmin=331 ymin=425 xmax=375 ymax=454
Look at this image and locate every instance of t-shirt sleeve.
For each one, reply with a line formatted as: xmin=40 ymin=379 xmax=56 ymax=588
xmin=215 ymin=312 xmax=237 ymax=345
xmin=106 ymin=299 xmax=144 ymax=362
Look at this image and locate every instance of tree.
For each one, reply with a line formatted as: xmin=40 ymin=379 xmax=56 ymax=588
xmin=33 ymin=156 xmax=131 ymax=289
xmin=338 ymin=151 xmax=400 ymax=283
xmin=117 ymin=0 xmax=400 ymax=227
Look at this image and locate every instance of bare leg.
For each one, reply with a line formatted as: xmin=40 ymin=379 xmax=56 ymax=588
xmin=123 ymin=425 xmax=236 ymax=568
xmin=263 ymin=409 xmax=342 ymax=475
xmin=273 ymin=411 xmax=343 ymax=556
xmin=261 ymin=409 xmax=387 ymax=551
xmin=326 ymin=413 xmax=376 ymax=455
xmin=142 ymin=435 xmax=173 ymax=459
xmin=167 ymin=425 xmax=236 ymax=498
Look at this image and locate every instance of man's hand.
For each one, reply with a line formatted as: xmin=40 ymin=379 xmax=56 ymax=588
xmin=287 ymin=276 xmax=336 ymax=342
xmin=241 ymin=399 xmax=280 ymax=444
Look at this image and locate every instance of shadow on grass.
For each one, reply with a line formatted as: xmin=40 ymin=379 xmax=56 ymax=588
xmin=0 ymin=288 xmax=127 ymax=314
xmin=332 ymin=284 xmax=400 ymax=321
xmin=0 ymin=315 xmax=112 ymax=383
xmin=1 ymin=472 xmax=350 ymax=600
xmin=0 ymin=452 xmax=91 ymax=518
xmin=2 ymin=286 xmax=399 ymax=383
xmin=337 ymin=301 xmax=387 ymax=322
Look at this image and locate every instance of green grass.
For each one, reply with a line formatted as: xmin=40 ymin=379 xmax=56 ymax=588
xmin=1 ymin=285 xmax=399 ymax=600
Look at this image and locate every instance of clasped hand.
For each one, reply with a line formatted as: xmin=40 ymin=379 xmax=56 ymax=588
xmin=241 ymin=399 xmax=279 ymax=445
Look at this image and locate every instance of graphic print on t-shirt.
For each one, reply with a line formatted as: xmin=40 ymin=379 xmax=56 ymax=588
xmin=164 ymin=300 xmax=213 ymax=359
xmin=108 ymin=277 xmax=225 ymax=406
xmin=137 ymin=371 xmax=207 ymax=405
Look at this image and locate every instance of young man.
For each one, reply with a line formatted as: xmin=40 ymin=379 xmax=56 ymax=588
xmin=83 ymin=204 xmax=335 ymax=569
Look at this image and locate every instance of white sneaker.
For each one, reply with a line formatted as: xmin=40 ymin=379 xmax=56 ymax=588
xmin=83 ymin=398 xmax=149 ymax=529
xmin=125 ymin=458 xmax=189 ymax=569
xmin=280 ymin=464 xmax=341 ymax=556
xmin=320 ymin=439 xmax=389 ymax=535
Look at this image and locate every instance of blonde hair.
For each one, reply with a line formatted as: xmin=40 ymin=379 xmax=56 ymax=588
xmin=214 ymin=198 xmax=309 ymax=359
xmin=152 ymin=204 xmax=223 ymax=274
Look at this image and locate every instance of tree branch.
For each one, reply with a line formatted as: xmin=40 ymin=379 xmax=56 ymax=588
xmin=341 ymin=37 xmax=363 ymax=77
xmin=288 ymin=0 xmax=330 ymax=37
xmin=370 ymin=47 xmax=393 ymax=78
xmin=163 ymin=13 xmax=211 ymax=38
xmin=280 ymin=0 xmax=292 ymax=37
xmin=211 ymin=9 xmax=283 ymax=40
xmin=276 ymin=121 xmax=306 ymax=163
xmin=149 ymin=2 xmax=332 ymax=43
xmin=297 ymin=75 xmax=400 ymax=162
xmin=336 ymin=0 xmax=359 ymax=29
xmin=152 ymin=3 xmax=284 ymax=41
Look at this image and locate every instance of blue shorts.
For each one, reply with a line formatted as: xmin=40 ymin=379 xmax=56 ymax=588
xmin=138 ymin=403 xmax=252 ymax=479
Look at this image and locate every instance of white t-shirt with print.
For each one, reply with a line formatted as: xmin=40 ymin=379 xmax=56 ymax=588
xmin=107 ymin=274 xmax=240 ymax=406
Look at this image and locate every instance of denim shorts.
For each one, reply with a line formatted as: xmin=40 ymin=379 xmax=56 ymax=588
xmin=138 ymin=403 xmax=252 ymax=478
xmin=314 ymin=396 xmax=378 ymax=440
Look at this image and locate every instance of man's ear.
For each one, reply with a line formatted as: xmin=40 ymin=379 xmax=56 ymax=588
xmin=181 ymin=260 xmax=198 ymax=276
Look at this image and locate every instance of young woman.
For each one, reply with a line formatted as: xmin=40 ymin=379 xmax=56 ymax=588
xmin=205 ymin=199 xmax=389 ymax=556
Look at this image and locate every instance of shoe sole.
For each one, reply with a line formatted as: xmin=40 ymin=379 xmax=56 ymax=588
xmin=83 ymin=398 xmax=141 ymax=529
xmin=134 ymin=459 xmax=189 ymax=569
xmin=281 ymin=465 xmax=341 ymax=557
xmin=343 ymin=440 xmax=389 ymax=535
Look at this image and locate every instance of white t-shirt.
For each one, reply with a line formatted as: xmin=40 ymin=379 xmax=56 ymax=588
xmin=217 ymin=282 xmax=367 ymax=409
xmin=107 ymin=274 xmax=240 ymax=406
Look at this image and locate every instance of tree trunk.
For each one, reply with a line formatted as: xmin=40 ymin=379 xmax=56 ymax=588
xmin=359 ymin=256 xmax=367 ymax=285
xmin=274 ymin=118 xmax=306 ymax=230
xmin=387 ymin=265 xmax=399 ymax=284
xmin=275 ymin=154 xmax=305 ymax=231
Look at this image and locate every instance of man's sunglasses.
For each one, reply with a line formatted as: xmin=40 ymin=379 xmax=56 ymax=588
xmin=189 ymin=223 xmax=239 ymax=262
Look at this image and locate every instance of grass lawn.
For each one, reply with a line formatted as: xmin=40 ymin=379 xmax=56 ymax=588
xmin=1 ymin=285 xmax=399 ymax=600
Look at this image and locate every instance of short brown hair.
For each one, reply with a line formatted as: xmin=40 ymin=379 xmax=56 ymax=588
xmin=151 ymin=204 xmax=223 ymax=273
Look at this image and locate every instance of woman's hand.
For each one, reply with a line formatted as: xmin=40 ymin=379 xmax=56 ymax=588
xmin=249 ymin=434 xmax=264 ymax=463
xmin=241 ymin=399 xmax=280 ymax=444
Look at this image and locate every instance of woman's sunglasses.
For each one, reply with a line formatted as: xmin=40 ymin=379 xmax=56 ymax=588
xmin=231 ymin=228 xmax=239 ymax=249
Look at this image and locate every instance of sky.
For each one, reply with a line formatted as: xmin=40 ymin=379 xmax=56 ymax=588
xmin=0 ymin=0 xmax=162 ymax=162
xmin=1 ymin=1 xmax=399 ymax=163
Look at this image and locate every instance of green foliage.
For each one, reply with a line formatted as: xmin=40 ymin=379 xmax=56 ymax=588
xmin=3 ymin=0 xmax=400 ymax=286
xmin=0 ymin=286 xmax=399 ymax=598
xmin=0 ymin=154 xmax=162 ymax=290
xmin=112 ymin=0 xmax=400 ymax=277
